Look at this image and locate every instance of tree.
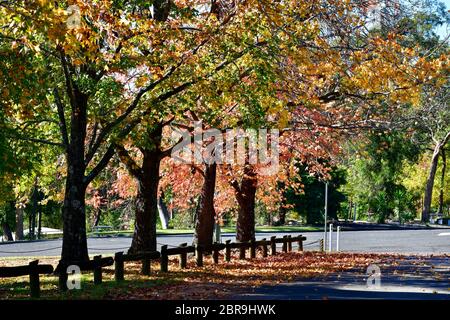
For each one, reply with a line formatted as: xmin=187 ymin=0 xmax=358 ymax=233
xmin=193 ymin=162 xmax=217 ymax=246
xmin=438 ymin=148 xmax=447 ymax=214
xmin=355 ymin=0 xmax=450 ymax=222
xmin=411 ymin=86 xmax=450 ymax=221
xmin=0 ymin=111 xmax=15 ymax=241
xmin=0 ymin=0 xmax=274 ymax=261
xmin=115 ymin=122 xmax=173 ymax=253
xmin=0 ymin=106 xmax=59 ymax=241
xmin=343 ymin=131 xmax=422 ymax=222
xmin=284 ymin=163 xmax=347 ymax=224
xmin=1 ymin=0 xmax=445 ymax=257
xmin=111 ymin=0 xmax=281 ymax=251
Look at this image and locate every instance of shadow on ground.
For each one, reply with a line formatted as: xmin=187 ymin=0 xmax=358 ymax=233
xmin=238 ymin=256 xmax=450 ymax=300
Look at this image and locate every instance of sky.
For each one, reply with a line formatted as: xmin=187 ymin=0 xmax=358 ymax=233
xmin=436 ymin=0 xmax=450 ymax=39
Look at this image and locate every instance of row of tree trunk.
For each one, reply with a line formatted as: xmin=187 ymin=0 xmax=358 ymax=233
xmin=117 ymin=123 xmax=259 ymax=252
xmin=422 ymin=134 xmax=449 ymax=222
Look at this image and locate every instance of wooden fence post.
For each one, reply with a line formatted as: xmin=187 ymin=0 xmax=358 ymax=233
xmin=161 ymin=245 xmax=169 ymax=272
xmin=196 ymin=245 xmax=203 ymax=267
xmin=225 ymin=240 xmax=231 ymax=262
xmin=213 ymin=246 xmax=219 ymax=264
xmin=298 ymin=237 xmax=304 ymax=252
xmin=179 ymin=243 xmax=187 ymax=269
xmin=250 ymin=239 xmax=256 ymax=259
xmin=239 ymin=243 xmax=246 ymax=260
xmin=287 ymin=235 xmax=292 ymax=252
xmin=262 ymin=238 xmax=268 ymax=257
xmin=271 ymin=236 xmax=277 ymax=255
xmin=58 ymin=261 xmax=68 ymax=292
xmin=282 ymin=236 xmax=288 ymax=253
xmin=142 ymin=258 xmax=151 ymax=276
xmin=93 ymin=255 xmax=102 ymax=285
xmin=115 ymin=252 xmax=124 ymax=281
xmin=29 ymin=260 xmax=40 ymax=298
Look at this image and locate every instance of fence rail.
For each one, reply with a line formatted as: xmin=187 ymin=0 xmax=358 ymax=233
xmin=114 ymin=250 xmax=161 ymax=279
xmin=56 ymin=255 xmax=114 ymax=291
xmin=0 ymin=260 xmax=54 ymax=298
xmin=0 ymin=234 xmax=307 ymax=298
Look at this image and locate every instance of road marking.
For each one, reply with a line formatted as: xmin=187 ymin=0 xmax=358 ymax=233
xmin=438 ymin=233 xmax=450 ymax=236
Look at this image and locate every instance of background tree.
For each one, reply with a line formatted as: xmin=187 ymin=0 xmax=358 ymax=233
xmin=1 ymin=0 xmax=280 ymax=261
xmin=284 ymin=164 xmax=347 ymax=225
xmin=343 ymin=131 xmax=421 ymax=222
xmin=409 ymin=85 xmax=450 ymax=221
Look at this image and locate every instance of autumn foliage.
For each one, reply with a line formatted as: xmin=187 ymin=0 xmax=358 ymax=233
xmin=0 ymin=1 xmax=448 ymax=261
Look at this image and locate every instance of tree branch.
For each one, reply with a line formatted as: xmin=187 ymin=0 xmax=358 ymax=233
xmin=53 ymin=88 xmax=69 ymax=150
xmin=7 ymin=134 xmax=65 ymax=148
xmin=83 ymin=145 xmax=116 ymax=186
xmin=115 ymin=144 xmax=142 ymax=179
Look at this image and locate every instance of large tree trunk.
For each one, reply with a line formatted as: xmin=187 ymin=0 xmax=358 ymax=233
xmin=235 ymin=164 xmax=257 ymax=242
xmin=1 ymin=222 xmax=13 ymax=241
xmin=61 ymin=90 xmax=89 ymax=264
xmin=61 ymin=168 xmax=89 ymax=263
xmin=93 ymin=210 xmax=101 ymax=227
xmin=194 ymin=163 xmax=217 ymax=247
xmin=15 ymin=207 xmax=24 ymax=240
xmin=438 ymin=149 xmax=446 ymax=214
xmin=278 ymin=205 xmax=287 ymax=226
xmin=422 ymin=144 xmax=441 ymax=222
xmin=128 ymin=148 xmax=161 ymax=254
xmin=116 ymin=124 xmax=165 ymax=254
xmin=125 ymin=124 xmax=163 ymax=254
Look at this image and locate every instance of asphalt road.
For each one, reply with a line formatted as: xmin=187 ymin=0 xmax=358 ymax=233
xmin=0 ymin=229 xmax=449 ymax=257
xmin=238 ymin=256 xmax=450 ymax=300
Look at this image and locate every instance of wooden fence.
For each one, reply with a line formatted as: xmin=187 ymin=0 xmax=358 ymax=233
xmin=0 ymin=260 xmax=53 ymax=298
xmin=57 ymin=255 xmax=114 ymax=291
xmin=114 ymin=250 xmax=161 ymax=281
xmin=0 ymin=234 xmax=306 ymax=297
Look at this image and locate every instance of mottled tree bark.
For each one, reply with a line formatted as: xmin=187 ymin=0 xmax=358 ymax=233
xmin=233 ymin=164 xmax=257 ymax=242
xmin=61 ymin=165 xmax=89 ymax=263
xmin=117 ymin=125 xmax=163 ymax=254
xmin=128 ymin=148 xmax=161 ymax=253
xmin=194 ymin=163 xmax=217 ymax=247
xmin=61 ymin=88 xmax=90 ymax=264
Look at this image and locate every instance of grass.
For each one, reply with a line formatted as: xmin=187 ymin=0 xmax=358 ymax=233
xmin=0 ymin=256 xmax=178 ymax=300
xmin=27 ymin=225 xmax=321 ymax=240
xmin=254 ymin=225 xmax=321 ymax=232
xmin=82 ymin=225 xmax=320 ymax=238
